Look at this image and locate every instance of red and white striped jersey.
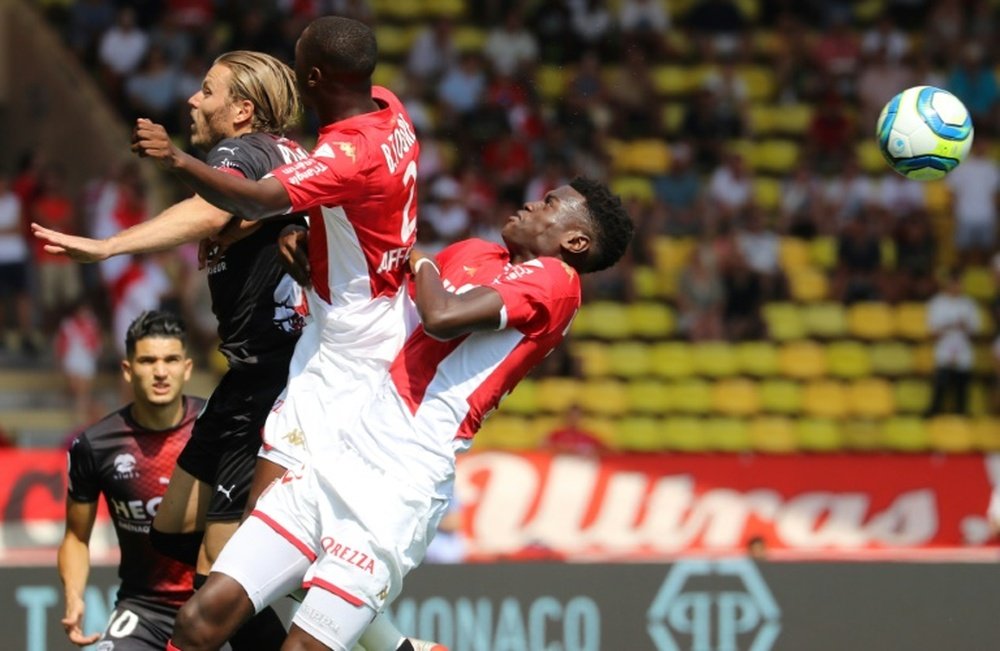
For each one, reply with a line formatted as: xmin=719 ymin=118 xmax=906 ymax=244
xmin=270 ymin=86 xmax=419 ymax=357
xmin=389 ymin=239 xmax=581 ymax=443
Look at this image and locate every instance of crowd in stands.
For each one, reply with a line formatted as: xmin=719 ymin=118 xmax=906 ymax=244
xmin=5 ymin=0 xmax=1000 ymax=447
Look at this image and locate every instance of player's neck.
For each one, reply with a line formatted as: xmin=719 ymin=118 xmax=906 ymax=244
xmin=317 ymin=93 xmax=379 ymax=126
xmin=130 ymin=398 xmax=185 ymax=431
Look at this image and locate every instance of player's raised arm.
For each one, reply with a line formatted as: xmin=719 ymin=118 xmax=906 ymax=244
xmin=132 ymin=119 xmax=291 ymax=221
xmin=58 ymin=498 xmax=101 ymax=646
xmin=409 ymin=249 xmax=505 ymax=339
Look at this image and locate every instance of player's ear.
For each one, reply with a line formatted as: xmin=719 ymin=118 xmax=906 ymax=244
xmin=561 ymin=229 xmax=591 ymax=256
xmin=182 ymin=356 xmax=193 ymax=382
xmin=120 ymin=359 xmax=133 ymax=384
xmin=233 ymin=99 xmax=254 ymax=128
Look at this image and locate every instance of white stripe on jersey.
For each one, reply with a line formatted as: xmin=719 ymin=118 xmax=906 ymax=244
xmin=318 ymin=205 xmax=371 ymax=310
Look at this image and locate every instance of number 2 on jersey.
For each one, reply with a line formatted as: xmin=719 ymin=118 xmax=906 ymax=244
xmin=401 ymin=160 xmax=418 ymax=242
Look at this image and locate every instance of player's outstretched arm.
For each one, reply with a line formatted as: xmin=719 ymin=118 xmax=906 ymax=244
xmin=32 ymin=195 xmax=233 ymax=263
xmin=58 ymin=499 xmax=101 ymax=646
xmin=132 ymin=118 xmax=291 ymax=221
xmin=410 ymin=249 xmax=504 ymax=339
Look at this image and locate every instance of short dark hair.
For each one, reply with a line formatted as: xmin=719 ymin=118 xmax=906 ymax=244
xmin=125 ymin=310 xmax=187 ymax=357
xmin=300 ymin=16 xmax=377 ymax=86
xmin=569 ymin=177 xmax=634 ymax=273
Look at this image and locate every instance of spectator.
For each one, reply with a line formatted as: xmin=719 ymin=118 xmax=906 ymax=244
xmin=834 ymin=218 xmax=885 ymax=304
xmin=652 ymin=143 xmax=701 ymax=220
xmin=878 ymin=171 xmax=927 ymax=220
xmin=682 ymin=87 xmax=744 ymax=172
xmin=530 ymin=0 xmax=575 ymax=64
xmin=0 ymin=174 xmax=33 ymax=354
xmin=737 ymin=206 xmax=785 ymax=300
xmin=804 ymin=91 xmax=855 ymax=172
xmin=618 ymin=0 xmax=670 ymax=56
xmin=524 ymin=156 xmax=570 ymax=204
xmin=706 ymin=150 xmax=752 ymax=222
xmin=779 ymin=161 xmax=825 ymax=238
xmin=30 ymin=165 xmax=84 ymax=332
xmin=892 ymin=212 xmax=937 ymax=302
xmin=437 ymin=52 xmax=487 ymax=118
xmin=97 ymin=7 xmax=149 ymax=95
xmin=406 ymin=18 xmax=457 ymax=84
xmin=569 ymin=0 xmax=614 ymax=56
xmin=926 ymin=269 xmax=980 ymax=416
xmin=544 ymin=404 xmax=608 ymax=456
xmin=724 ymin=252 xmax=765 ymax=340
xmin=948 ymin=42 xmax=999 ymax=134
xmin=857 ymin=45 xmax=915 ymax=129
xmin=946 ymin=136 xmax=1000 ymax=264
xmin=423 ymin=176 xmax=471 ymax=243
xmin=825 ymin=156 xmax=876 ymax=227
xmin=55 ymin=300 xmax=103 ymax=424
xmin=607 ymin=46 xmax=660 ymax=138
xmin=678 ymin=245 xmax=726 ymax=341
xmin=124 ymin=46 xmax=180 ymax=129
xmin=811 ymin=14 xmax=861 ymax=97
xmin=860 ymin=13 xmax=909 ymax=63
xmin=483 ymin=11 xmax=539 ymax=77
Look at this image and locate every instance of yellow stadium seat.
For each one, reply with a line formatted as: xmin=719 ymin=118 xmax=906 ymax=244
xmin=650 ymin=342 xmax=696 ymax=379
xmin=970 ymin=381 xmax=990 ymax=416
xmin=894 ymin=379 xmax=931 ymax=413
xmin=617 ymin=416 xmax=666 ymax=451
xmin=627 ymin=379 xmax=671 ymax=415
xmin=535 ymin=377 xmax=581 ymax=414
xmin=660 ymin=103 xmax=686 ymax=134
xmin=924 ymin=180 xmax=951 ymax=215
xmin=773 ymin=103 xmax=814 ymax=136
xmin=848 ymin=378 xmax=895 ymax=418
xmin=500 ymin=378 xmax=538 ymax=415
xmin=535 ymin=65 xmax=570 ymax=101
xmin=748 ymin=105 xmax=773 ymax=135
xmin=973 ymin=418 xmax=1000 ymax=451
xmin=573 ymin=340 xmax=612 ymax=377
xmin=808 ymin=236 xmax=838 ymax=269
xmin=962 ymin=266 xmax=996 ymax=301
xmin=423 ymin=0 xmax=466 ymax=17
xmin=624 ymin=140 xmax=672 ymax=175
xmin=740 ymin=66 xmax=775 ymax=102
xmin=632 ymin=266 xmax=662 ymax=300
xmin=711 ymin=378 xmax=761 ymax=417
xmin=664 ymin=417 xmax=708 ymax=451
xmin=759 ymin=379 xmax=802 ymax=414
xmin=796 ymin=418 xmax=842 ymax=452
xmin=607 ymin=342 xmax=653 ymax=378
xmin=975 ymin=345 xmax=994 ymax=376
xmin=802 ymin=380 xmax=848 ymax=419
xmin=847 ymin=302 xmax=895 ymax=340
xmin=375 ymin=0 xmax=422 ymax=19
xmin=736 ymin=341 xmax=779 ymax=377
xmin=841 ymin=420 xmax=882 ymax=450
xmin=452 ymin=25 xmax=486 ymax=51
xmin=371 ymin=64 xmax=402 ymax=89
xmin=870 ymin=341 xmax=915 ymax=376
xmin=979 ymin=305 xmax=996 ymax=336
xmin=779 ymin=238 xmax=811 ymax=271
xmin=756 ymin=139 xmax=799 ymax=174
xmin=802 ymin=302 xmax=847 ymax=338
xmin=529 ymin=415 xmax=560 ymax=444
xmin=749 ymin=416 xmax=797 ymax=453
xmin=788 ymin=267 xmax=829 ymax=302
xmin=894 ymin=303 xmax=930 ymax=340
xmin=826 ymin=340 xmax=873 ymax=379
xmin=881 ymin=417 xmax=929 ymax=452
xmin=928 ymin=416 xmax=976 ymax=453
xmin=692 ymin=342 xmax=739 ymax=377
xmin=579 ymin=379 xmax=630 ymax=417
xmin=610 ymin=176 xmax=655 ymax=203
xmin=652 ymin=237 xmax=696 ymax=273
xmin=373 ymin=26 xmax=416 ymax=58
xmin=477 ymin=416 xmax=539 ymax=450
xmin=913 ymin=344 xmax=935 ymax=375
xmin=778 ymin=341 xmax=828 ymax=379
xmin=763 ymin=303 xmax=806 ymax=341
xmin=705 ymin=418 xmax=751 ymax=452
xmin=670 ymin=379 xmax=712 ymax=414
xmin=580 ymin=416 xmax=618 ymax=448
xmin=856 ymin=140 xmax=886 ymax=174
xmin=752 ymin=178 xmax=782 ymax=211
xmin=576 ymin=301 xmax=630 ymax=339
xmin=626 ymin=302 xmax=675 ymax=339
xmin=652 ymin=65 xmax=692 ymax=96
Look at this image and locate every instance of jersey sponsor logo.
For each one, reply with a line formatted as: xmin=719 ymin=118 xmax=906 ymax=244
xmin=208 ymin=260 xmax=227 ymax=275
xmin=320 ymin=535 xmax=377 ymax=574
xmin=112 ymin=454 xmax=139 ymax=480
xmin=159 ymin=476 xmax=170 ymax=485
xmin=282 ymin=159 xmax=330 ymax=186
xmin=380 ymin=113 xmax=417 ymax=175
xmin=110 ymin=496 xmax=161 ymax=521
xmin=377 ymin=245 xmax=412 ymax=274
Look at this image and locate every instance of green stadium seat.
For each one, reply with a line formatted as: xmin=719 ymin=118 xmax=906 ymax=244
xmin=826 ymin=340 xmax=872 ymax=379
xmin=423 ymin=0 xmax=466 ymax=17
xmin=580 ymin=416 xmax=618 ymax=447
xmin=881 ymin=417 xmax=929 ymax=452
xmin=650 ymin=342 xmax=696 ymax=379
xmin=796 ymin=418 xmax=843 ymax=452
xmin=748 ymin=416 xmax=797 ymax=453
xmin=616 ymin=416 xmax=666 ymax=451
xmin=848 ymin=378 xmax=895 ymax=418
xmin=755 ymin=139 xmax=799 ymax=173
xmin=373 ymin=25 xmax=416 ymax=58
xmin=651 ymin=65 xmax=693 ymax=96
xmin=626 ymin=302 xmax=675 ymax=339
xmin=802 ymin=380 xmax=848 ymax=419
xmin=534 ymin=65 xmax=570 ymax=101
xmin=661 ymin=103 xmax=686 ymax=134
xmin=870 ymin=341 xmax=915 ymax=376
xmin=894 ymin=379 xmax=931 ymax=413
xmin=670 ymin=379 xmax=712 ymax=414
xmin=607 ymin=341 xmax=653 ymax=378
xmin=705 ymin=418 xmax=751 ymax=452
xmin=763 ymin=303 xmax=806 ymax=341
xmin=913 ymin=344 xmax=935 ymax=375
xmin=664 ymin=416 xmax=708 ymax=451
xmin=778 ymin=341 xmax=828 ymax=379
xmin=692 ymin=342 xmax=739 ymax=377
xmin=759 ymin=379 xmax=802 ymax=415
xmin=711 ymin=378 xmax=761 ymax=417
xmin=579 ymin=379 xmax=630 ymax=417
xmin=626 ymin=379 xmax=671 ymax=415
xmin=740 ymin=65 xmax=775 ymax=101
xmin=452 ymin=25 xmax=486 ymax=51
xmin=774 ymin=103 xmax=815 ymax=136
xmin=736 ymin=341 xmax=779 ymax=377
xmin=928 ymin=416 xmax=975 ymax=453
xmin=802 ymin=302 xmax=847 ymax=338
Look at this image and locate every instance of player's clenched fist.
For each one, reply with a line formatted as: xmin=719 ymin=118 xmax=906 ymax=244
xmin=278 ymin=224 xmax=311 ymax=288
xmin=131 ymin=118 xmax=179 ymax=167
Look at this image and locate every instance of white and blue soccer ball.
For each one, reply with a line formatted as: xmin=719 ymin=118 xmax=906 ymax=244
xmin=876 ymin=85 xmax=974 ymax=181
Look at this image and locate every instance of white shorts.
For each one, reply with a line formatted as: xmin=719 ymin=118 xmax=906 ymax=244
xmin=249 ymin=442 xmax=447 ymax=612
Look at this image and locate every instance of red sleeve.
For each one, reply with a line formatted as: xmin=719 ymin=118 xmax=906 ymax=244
xmin=271 ymin=139 xmax=365 ymax=211
xmin=490 ymin=258 xmax=581 ymax=336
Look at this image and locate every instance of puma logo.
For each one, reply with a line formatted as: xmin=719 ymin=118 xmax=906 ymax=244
xmin=216 ymin=484 xmax=236 ymax=501
xmin=217 ymin=146 xmax=239 ymax=155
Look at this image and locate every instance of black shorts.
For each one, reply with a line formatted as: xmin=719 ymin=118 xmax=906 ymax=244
xmin=176 ymin=365 xmax=286 ymax=521
xmin=0 ymin=262 xmax=27 ymax=296
xmin=94 ymin=601 xmax=176 ymax=651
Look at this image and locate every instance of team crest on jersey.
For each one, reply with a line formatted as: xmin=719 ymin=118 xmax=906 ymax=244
xmin=273 ymin=274 xmax=309 ymax=334
xmin=282 ymin=428 xmax=306 ymax=447
xmin=113 ymin=453 xmax=139 ymax=479
xmin=333 ymin=141 xmax=357 ymax=161
xmin=463 ymin=265 xmax=478 ymax=277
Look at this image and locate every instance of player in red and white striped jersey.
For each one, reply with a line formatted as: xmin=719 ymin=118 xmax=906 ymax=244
xmin=188 ymin=178 xmax=633 ymax=651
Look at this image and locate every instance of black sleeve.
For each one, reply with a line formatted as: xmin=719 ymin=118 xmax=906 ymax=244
xmin=67 ymin=435 xmax=100 ymax=503
xmin=205 ymin=136 xmax=278 ymax=182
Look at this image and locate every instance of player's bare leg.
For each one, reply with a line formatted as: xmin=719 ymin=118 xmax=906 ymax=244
xmin=151 ymin=466 xmax=210 ymax=565
xmin=171 ymin=573 xmax=256 ymax=651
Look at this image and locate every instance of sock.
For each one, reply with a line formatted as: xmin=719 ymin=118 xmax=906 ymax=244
xmin=360 ymin=613 xmax=406 ymax=650
xmin=150 ymin=528 xmax=203 ymax=566
xmin=166 ymin=641 xmax=183 ymax=651
xmin=193 ymin=573 xmax=208 ymax=590
xmin=228 ymin=606 xmax=286 ymax=651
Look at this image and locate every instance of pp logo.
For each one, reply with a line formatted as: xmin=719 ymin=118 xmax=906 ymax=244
xmin=647 ymin=559 xmax=780 ymax=651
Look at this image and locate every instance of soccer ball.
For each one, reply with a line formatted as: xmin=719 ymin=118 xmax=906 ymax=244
xmin=876 ymin=85 xmax=974 ymax=181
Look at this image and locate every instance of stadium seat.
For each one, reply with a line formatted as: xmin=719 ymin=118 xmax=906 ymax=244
xmin=500 ymin=378 xmax=538 ymax=415
xmin=423 ymin=0 xmax=465 ymax=17
xmin=978 ymin=306 xmax=996 ymax=339
xmin=802 ymin=302 xmax=847 ymax=338
xmin=749 ymin=416 xmax=797 ymax=453
xmin=650 ymin=342 xmax=696 ymax=379
xmin=371 ymin=64 xmax=402 ymax=89
xmin=773 ymin=103 xmax=814 ymax=136
xmin=759 ymin=379 xmax=802 ymax=414
xmin=826 ymin=340 xmax=872 ymax=379
xmin=778 ymin=341 xmax=828 ymax=379
xmin=632 ymin=266 xmax=662 ymax=300
xmin=651 ymin=65 xmax=692 ymax=96
xmin=752 ymin=178 xmax=781 ymax=211
xmin=740 ymin=66 xmax=775 ymax=101
xmin=880 ymin=417 xmax=929 ymax=452
xmin=573 ymin=340 xmax=612 ymax=377
xmin=575 ymin=301 xmax=630 ymax=339
xmin=847 ymin=302 xmax=895 ymax=340
xmin=626 ymin=379 xmax=671 ymax=415
xmin=748 ymin=105 xmax=774 ymax=135
xmin=670 ymin=379 xmax=712 ymax=414
xmin=535 ymin=377 xmax=582 ymax=414
xmin=912 ymin=344 xmax=935 ymax=375
xmin=870 ymin=341 xmax=915 ymax=376
xmin=962 ymin=266 xmax=996 ymax=301
xmin=974 ymin=344 xmax=994 ymax=376
xmin=848 ymin=378 xmax=895 ymax=418
xmin=610 ymin=176 xmax=655 ymax=203
xmin=796 ymin=418 xmax=843 ymax=452
xmin=755 ymin=139 xmax=799 ymax=173
xmin=788 ymin=267 xmax=829 ymax=302
xmin=736 ymin=341 xmax=779 ymax=377
xmin=763 ymin=303 xmax=806 ymax=341
xmin=711 ymin=378 xmax=761 ymax=417
xmin=477 ymin=416 xmax=538 ymax=450
xmin=580 ymin=416 xmax=618 ymax=447
xmin=808 ymin=236 xmax=838 ymax=270
xmin=373 ymin=25 xmax=416 ymax=58
xmin=624 ymin=140 xmax=672 ymax=175
xmin=973 ymin=418 xmax=1000 ymax=451
xmin=779 ymin=238 xmax=811 ymax=271
xmin=802 ymin=380 xmax=848 ymax=419
xmin=607 ymin=341 xmax=653 ymax=378
xmin=928 ymin=416 xmax=976 ymax=453
xmin=856 ymin=140 xmax=886 ymax=174
xmin=452 ymin=25 xmax=486 ymax=51
xmin=374 ymin=0 xmax=422 ymax=20
xmin=894 ymin=303 xmax=930 ymax=340
xmin=692 ymin=342 xmax=739 ymax=377
xmin=705 ymin=418 xmax=751 ymax=452
xmin=652 ymin=237 xmax=695 ymax=274
xmin=840 ymin=419 xmax=881 ymax=450
xmin=664 ymin=417 xmax=708 ymax=451
xmin=626 ymin=302 xmax=675 ymax=339
xmin=616 ymin=416 xmax=666 ymax=451
xmin=535 ymin=65 xmax=569 ymax=101
xmin=661 ymin=103 xmax=686 ymax=134
xmin=894 ymin=379 xmax=931 ymax=413
xmin=579 ymin=379 xmax=630 ymax=417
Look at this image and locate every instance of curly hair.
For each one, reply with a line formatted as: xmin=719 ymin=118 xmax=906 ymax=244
xmin=125 ymin=310 xmax=187 ymax=357
xmin=299 ymin=16 xmax=377 ymax=87
xmin=569 ymin=177 xmax=635 ymax=273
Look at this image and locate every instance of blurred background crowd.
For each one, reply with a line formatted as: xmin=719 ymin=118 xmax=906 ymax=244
xmin=3 ymin=0 xmax=1000 ymax=455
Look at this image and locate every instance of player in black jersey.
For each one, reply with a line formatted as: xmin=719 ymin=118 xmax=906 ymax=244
xmin=59 ymin=311 xmax=201 ymax=650
xmin=37 ymin=50 xmax=305 ymax=651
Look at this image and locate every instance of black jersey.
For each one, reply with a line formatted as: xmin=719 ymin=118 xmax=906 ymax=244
xmin=67 ymin=398 xmax=205 ymax=612
xmin=204 ymin=132 xmax=309 ymax=369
